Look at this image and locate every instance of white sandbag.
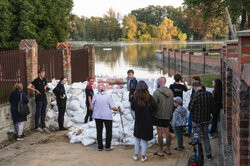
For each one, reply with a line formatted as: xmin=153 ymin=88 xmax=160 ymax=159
xmin=84 ymin=128 xmax=97 ymax=139
xmin=124 ymin=114 xmax=133 ymax=122
xmin=51 ymin=101 xmax=57 ymax=106
xmin=112 ymin=128 xmax=121 ymax=139
xmin=68 ymin=88 xmax=83 ymax=96
xmin=123 ymin=101 xmax=131 ymax=108
xmin=67 ymin=100 xmax=81 ymax=111
xmin=81 ymin=138 xmax=96 ymax=146
xmin=79 ymin=100 xmax=86 ymax=109
xmin=87 ymin=121 xmax=96 ymax=128
xmin=70 ymin=114 xmax=85 ymax=124
xmin=71 ymin=82 xmax=87 ymax=90
xmin=122 ymin=91 xmax=129 ymax=101
xmin=113 ymin=114 xmax=121 ymax=123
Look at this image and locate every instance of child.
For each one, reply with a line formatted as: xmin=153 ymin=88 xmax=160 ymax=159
xmin=172 ymin=97 xmax=188 ymax=150
xmin=170 ymin=74 xmax=188 ymax=99
xmin=127 ymin=69 xmax=137 ymax=119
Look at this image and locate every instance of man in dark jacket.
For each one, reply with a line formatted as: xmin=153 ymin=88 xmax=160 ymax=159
xmin=127 ymin=69 xmax=137 ymax=119
xmin=84 ymin=77 xmax=95 ymax=123
xmin=188 ymin=81 xmax=214 ymax=161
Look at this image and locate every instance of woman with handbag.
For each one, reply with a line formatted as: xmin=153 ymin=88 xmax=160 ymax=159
xmin=9 ymin=82 xmax=29 ymax=141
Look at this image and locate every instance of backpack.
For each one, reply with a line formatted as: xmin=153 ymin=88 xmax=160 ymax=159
xmin=17 ymin=93 xmax=30 ymax=117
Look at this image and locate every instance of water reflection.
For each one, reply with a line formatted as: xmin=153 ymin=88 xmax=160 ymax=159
xmin=70 ymin=41 xmax=223 ymax=79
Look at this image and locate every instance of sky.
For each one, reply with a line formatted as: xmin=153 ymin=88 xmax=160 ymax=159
xmin=72 ymin=0 xmax=184 ymax=18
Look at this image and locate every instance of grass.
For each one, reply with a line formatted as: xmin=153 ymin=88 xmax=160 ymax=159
xmin=200 ymin=74 xmax=221 ymax=88
xmin=208 ymin=54 xmax=219 ymax=57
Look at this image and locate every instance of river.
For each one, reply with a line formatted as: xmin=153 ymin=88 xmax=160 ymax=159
xmin=70 ymin=41 xmax=223 ymax=84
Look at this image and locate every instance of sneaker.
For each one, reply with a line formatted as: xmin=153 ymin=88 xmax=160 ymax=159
xmin=16 ymin=136 xmax=24 ymax=141
xmin=207 ymin=155 xmax=213 ymax=161
xmin=105 ymin=146 xmax=114 ymax=151
xmin=98 ymin=148 xmax=103 ymax=151
xmin=132 ymin=155 xmax=138 ymax=161
xmin=141 ymin=156 xmax=148 ymax=162
xmin=209 ymin=133 xmax=216 ymax=139
xmin=35 ymin=127 xmax=44 ymax=133
xmin=43 ymin=128 xmax=51 ymax=134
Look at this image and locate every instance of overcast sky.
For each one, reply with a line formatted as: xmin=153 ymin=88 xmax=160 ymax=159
xmin=72 ymin=0 xmax=184 ymax=18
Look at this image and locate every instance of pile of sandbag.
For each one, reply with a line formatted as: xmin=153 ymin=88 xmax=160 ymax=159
xmin=46 ymin=78 xmax=211 ymax=147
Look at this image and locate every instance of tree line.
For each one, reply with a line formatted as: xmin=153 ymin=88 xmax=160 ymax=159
xmin=0 ymin=1 xmax=248 ymax=50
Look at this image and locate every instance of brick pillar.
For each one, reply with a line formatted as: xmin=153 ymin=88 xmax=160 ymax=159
xmin=19 ymin=40 xmax=38 ymax=86
xmin=84 ymin=45 xmax=95 ymax=78
xmin=56 ymin=43 xmax=72 ymax=84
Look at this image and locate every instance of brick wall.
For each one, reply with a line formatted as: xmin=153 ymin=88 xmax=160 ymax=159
xmin=221 ymin=30 xmax=250 ymax=166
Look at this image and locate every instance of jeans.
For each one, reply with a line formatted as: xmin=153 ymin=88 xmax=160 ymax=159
xmin=192 ymin=121 xmax=212 ymax=156
xmin=84 ymin=107 xmax=93 ymax=123
xmin=175 ymin=127 xmax=184 ymax=148
xmin=134 ymin=137 xmax=148 ymax=156
xmin=58 ymin=107 xmax=66 ymax=129
xmin=210 ymin=109 xmax=220 ymax=134
xmin=35 ymin=101 xmax=47 ymax=129
xmin=15 ymin=122 xmax=24 ymax=136
xmin=95 ymin=119 xmax=112 ymax=149
xmin=188 ymin=112 xmax=192 ymax=134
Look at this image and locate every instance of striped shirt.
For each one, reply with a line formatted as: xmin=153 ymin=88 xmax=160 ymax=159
xmin=188 ymin=90 xmax=214 ymax=124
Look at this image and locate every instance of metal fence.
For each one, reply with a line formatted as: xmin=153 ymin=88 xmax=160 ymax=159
xmin=38 ymin=50 xmax=64 ymax=82
xmin=0 ymin=50 xmax=27 ymax=104
xmin=71 ymin=49 xmax=89 ymax=82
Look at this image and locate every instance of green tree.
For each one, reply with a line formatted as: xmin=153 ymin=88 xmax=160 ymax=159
xmin=183 ymin=0 xmax=248 ymax=30
xmin=0 ymin=0 xmax=73 ymax=50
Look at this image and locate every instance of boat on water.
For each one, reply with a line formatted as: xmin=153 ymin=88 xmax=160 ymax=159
xmin=103 ymin=48 xmax=112 ymax=51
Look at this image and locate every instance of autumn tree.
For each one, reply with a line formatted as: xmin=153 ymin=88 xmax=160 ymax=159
xmin=157 ymin=18 xmax=178 ymax=41
xmin=122 ymin=14 xmax=137 ymax=41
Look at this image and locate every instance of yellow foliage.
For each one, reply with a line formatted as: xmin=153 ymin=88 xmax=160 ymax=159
xmin=156 ymin=18 xmax=178 ymax=41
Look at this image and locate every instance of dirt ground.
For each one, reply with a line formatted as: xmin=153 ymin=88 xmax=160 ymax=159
xmin=0 ymin=131 xmax=220 ymax=166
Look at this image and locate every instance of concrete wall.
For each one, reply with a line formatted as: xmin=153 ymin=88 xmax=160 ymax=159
xmin=0 ymin=93 xmax=52 ymax=143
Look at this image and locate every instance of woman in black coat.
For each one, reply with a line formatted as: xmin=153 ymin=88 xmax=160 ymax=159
xmin=9 ymin=82 xmax=29 ymax=141
xmin=210 ymin=79 xmax=222 ymax=138
xmin=131 ymin=81 xmax=157 ymax=162
xmin=53 ymin=77 xmax=67 ymax=131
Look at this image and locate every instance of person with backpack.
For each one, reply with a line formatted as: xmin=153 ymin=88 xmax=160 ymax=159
xmin=131 ymin=81 xmax=157 ymax=162
xmin=153 ymin=77 xmax=174 ymax=156
xmin=172 ymin=97 xmax=188 ymax=150
xmin=9 ymin=82 xmax=29 ymax=141
xmin=53 ymin=77 xmax=68 ymax=131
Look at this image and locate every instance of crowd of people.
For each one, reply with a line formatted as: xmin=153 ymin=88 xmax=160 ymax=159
xmin=8 ymin=68 xmax=222 ymax=163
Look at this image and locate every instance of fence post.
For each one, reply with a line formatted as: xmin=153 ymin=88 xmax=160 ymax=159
xmin=203 ymin=52 xmax=208 ymax=74
xmin=57 ymin=43 xmax=72 ymax=84
xmin=19 ymin=40 xmax=38 ymax=87
xmin=84 ymin=45 xmax=95 ymax=78
xmin=180 ymin=51 xmax=185 ymax=75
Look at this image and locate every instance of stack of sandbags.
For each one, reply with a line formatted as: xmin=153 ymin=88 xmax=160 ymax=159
xmin=46 ymin=78 xmax=208 ymax=147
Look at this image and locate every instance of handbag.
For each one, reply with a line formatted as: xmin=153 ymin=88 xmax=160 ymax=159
xmin=17 ymin=92 xmax=30 ymax=117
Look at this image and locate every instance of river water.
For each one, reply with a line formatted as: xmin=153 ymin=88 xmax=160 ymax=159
xmin=70 ymin=41 xmax=223 ymax=83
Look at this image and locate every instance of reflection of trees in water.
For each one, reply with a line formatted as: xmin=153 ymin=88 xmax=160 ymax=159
xmin=95 ymin=46 xmax=122 ymax=69
xmin=94 ymin=42 xmax=222 ymax=71
xmin=122 ymin=44 xmax=161 ymax=70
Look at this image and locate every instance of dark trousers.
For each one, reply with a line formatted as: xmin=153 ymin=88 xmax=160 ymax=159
xmin=95 ymin=119 xmax=112 ymax=149
xmin=84 ymin=107 xmax=93 ymax=123
xmin=35 ymin=101 xmax=47 ymax=129
xmin=210 ymin=110 xmax=220 ymax=134
xmin=58 ymin=107 xmax=66 ymax=129
xmin=175 ymin=127 xmax=184 ymax=148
